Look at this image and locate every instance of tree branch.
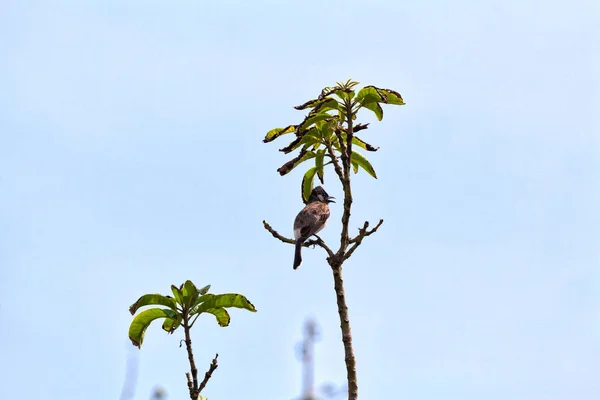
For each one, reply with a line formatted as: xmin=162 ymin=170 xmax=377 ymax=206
xmin=183 ymin=318 xmax=199 ymax=400
xmin=330 ymin=263 xmax=358 ymax=399
xmin=262 ymin=220 xmax=334 ymax=258
xmin=351 ymin=123 xmax=369 ymax=133
xmin=345 ymin=219 xmax=384 ymax=260
xmin=312 ymin=234 xmax=335 ymax=259
xmin=198 ymin=354 xmax=219 ymax=394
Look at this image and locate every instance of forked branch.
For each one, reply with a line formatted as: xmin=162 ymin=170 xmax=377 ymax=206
xmin=183 ymin=325 xmax=218 ymax=399
xmin=345 ymin=219 xmax=384 ymax=260
xmin=262 ymin=220 xmax=335 ymax=258
xmin=198 ymin=354 xmax=219 ymax=394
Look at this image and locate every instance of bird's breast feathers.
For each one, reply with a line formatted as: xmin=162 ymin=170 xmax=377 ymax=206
xmin=293 ymin=201 xmax=330 ymax=239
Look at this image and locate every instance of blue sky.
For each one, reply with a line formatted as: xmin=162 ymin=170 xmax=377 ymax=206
xmin=1 ymin=1 xmax=599 ymax=399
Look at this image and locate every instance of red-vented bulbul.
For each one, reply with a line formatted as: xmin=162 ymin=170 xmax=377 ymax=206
xmin=293 ymin=186 xmax=335 ymax=269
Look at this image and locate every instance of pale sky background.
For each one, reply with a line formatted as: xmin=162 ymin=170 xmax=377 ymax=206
xmin=1 ymin=1 xmax=599 ymax=399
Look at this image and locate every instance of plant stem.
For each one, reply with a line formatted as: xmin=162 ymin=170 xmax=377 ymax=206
xmin=183 ymin=315 xmax=199 ymax=400
xmin=331 ymin=263 xmax=358 ymax=400
xmin=339 ymin=100 xmax=354 ymax=253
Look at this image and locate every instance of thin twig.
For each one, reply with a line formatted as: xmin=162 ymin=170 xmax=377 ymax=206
xmin=348 ymin=219 xmax=384 ymax=244
xmin=198 ymin=354 xmax=219 ymax=394
xmin=262 ymin=220 xmax=334 ymax=258
xmin=350 ymin=123 xmax=369 ymax=133
xmin=188 ymin=312 xmax=201 ymax=329
xmin=325 ymin=137 xmax=345 ymax=183
xmin=345 ymin=219 xmax=384 ymax=260
xmin=313 ymin=234 xmax=335 ymax=259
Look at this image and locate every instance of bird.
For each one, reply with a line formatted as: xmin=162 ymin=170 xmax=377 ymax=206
xmin=293 ymin=186 xmax=335 ymax=269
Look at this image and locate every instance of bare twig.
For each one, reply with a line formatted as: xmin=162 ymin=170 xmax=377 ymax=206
xmin=188 ymin=312 xmax=201 ymax=329
xmin=262 ymin=220 xmax=334 ymax=258
xmin=262 ymin=220 xmax=297 ymax=245
xmin=345 ymin=219 xmax=384 ymax=260
xmin=312 ymin=234 xmax=335 ymax=259
xmin=198 ymin=354 xmax=219 ymax=394
xmin=351 ymin=123 xmax=369 ymax=133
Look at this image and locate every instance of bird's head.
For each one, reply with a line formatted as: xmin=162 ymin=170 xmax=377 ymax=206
xmin=308 ymin=186 xmax=335 ymax=204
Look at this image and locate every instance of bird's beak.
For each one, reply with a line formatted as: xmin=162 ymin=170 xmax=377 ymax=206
xmin=328 ymin=197 xmax=336 ymax=203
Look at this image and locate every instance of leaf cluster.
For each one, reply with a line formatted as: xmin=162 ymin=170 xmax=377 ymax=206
xmin=128 ymin=280 xmax=257 ymax=348
xmin=264 ymin=79 xmax=404 ymax=202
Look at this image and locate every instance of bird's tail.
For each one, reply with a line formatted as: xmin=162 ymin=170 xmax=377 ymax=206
xmin=293 ymin=240 xmax=303 ymax=270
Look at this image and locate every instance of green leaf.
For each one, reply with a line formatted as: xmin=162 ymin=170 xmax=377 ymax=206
xmin=195 ymin=293 xmax=215 ymax=305
xmin=190 ymin=293 xmax=217 ymax=310
xmin=315 ymin=119 xmax=333 ymax=134
xmin=191 ymin=293 xmax=257 ymax=314
xmin=277 ymin=149 xmax=317 ymax=176
xmin=301 ymin=136 xmax=321 ymax=151
xmin=362 ymin=101 xmax=384 ymax=121
xmin=318 ymin=86 xmax=336 ymax=98
xmin=279 ymin=136 xmax=302 ymax=154
xmin=182 ymin=280 xmax=199 ymax=308
xmin=198 ymin=285 xmax=211 ymax=295
xmin=338 ymin=78 xmax=360 ymax=90
xmin=313 ymin=98 xmax=340 ymax=114
xmin=351 ymin=160 xmax=359 ymax=174
xmin=129 ymin=294 xmax=177 ymax=315
xmin=263 ymin=125 xmax=296 ymax=143
xmin=162 ymin=315 xmax=182 ymax=333
xmin=336 ymin=102 xmax=348 ymax=121
xmin=355 ymin=86 xmax=385 ymax=105
xmin=334 ymin=88 xmax=355 ymax=101
xmin=128 ymin=308 xmax=178 ymax=348
xmin=315 ymin=149 xmax=325 ymax=184
xmin=355 ymin=85 xmax=404 ymax=120
xmin=352 ymin=136 xmax=379 ymax=152
xmin=302 ymin=167 xmax=318 ymax=203
xmin=171 ymin=285 xmax=183 ymax=306
xmin=376 ymin=87 xmax=405 ymax=105
xmin=294 ymin=97 xmax=337 ymax=111
xmin=201 ymin=308 xmax=231 ymax=327
xmin=297 ymin=112 xmax=334 ymax=134
xmin=351 ymin=150 xmax=377 ymax=178
xmin=278 ymin=128 xmax=320 ymax=154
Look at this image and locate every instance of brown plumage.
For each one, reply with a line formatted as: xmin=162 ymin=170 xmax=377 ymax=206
xmin=293 ymin=186 xmax=335 ymax=269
